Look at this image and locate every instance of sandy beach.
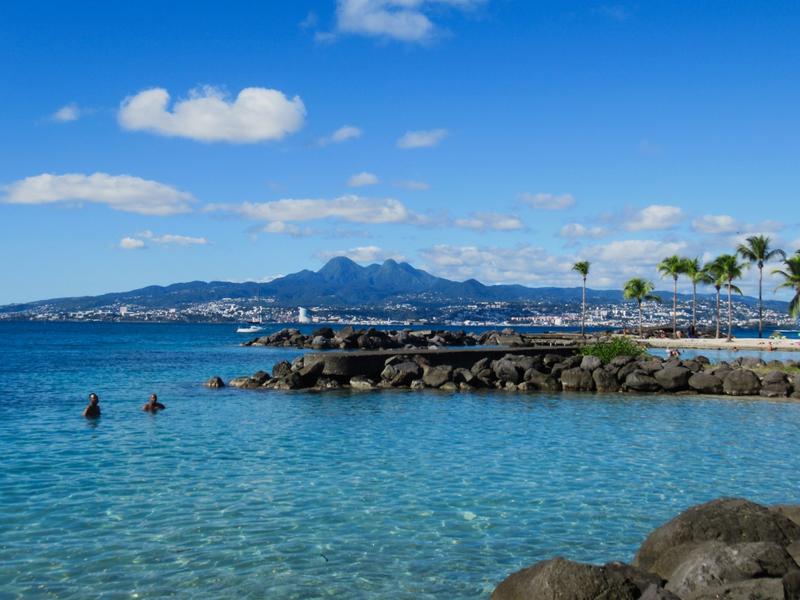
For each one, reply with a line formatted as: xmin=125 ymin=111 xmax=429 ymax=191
xmin=643 ymin=336 xmax=800 ymax=352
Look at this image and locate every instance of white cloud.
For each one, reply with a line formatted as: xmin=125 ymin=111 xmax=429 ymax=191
xmin=396 ymin=128 xmax=447 ymax=149
xmin=3 ymin=173 xmax=194 ymax=216
xmin=692 ymin=214 xmax=739 ymax=234
xmin=559 ymin=223 xmax=607 ymax=238
xmin=207 ymin=195 xmax=417 ymax=225
xmin=347 ymin=171 xmax=379 ymax=187
xmin=138 ymin=231 xmax=209 ymax=246
xmin=626 ymin=204 xmax=684 ymax=231
xmin=120 ymin=232 xmax=210 ymax=250
xmin=454 ymin=212 xmax=525 ymax=231
xmin=395 ymin=179 xmax=430 ymax=191
xmin=119 ymin=237 xmax=146 ymax=250
xmin=52 ymin=103 xmax=81 ymax=123
xmin=593 ymin=239 xmax=688 ymax=265
xmin=118 ymin=86 xmax=305 ymax=143
xmin=420 ymin=244 xmax=574 ymax=285
xmin=334 ymin=0 xmax=483 ymax=42
xmin=319 ymin=125 xmax=362 ymax=146
xmin=519 ymin=192 xmax=576 ymax=210
xmin=317 ymin=245 xmax=405 ymax=264
xmin=262 ymin=221 xmax=313 ymax=237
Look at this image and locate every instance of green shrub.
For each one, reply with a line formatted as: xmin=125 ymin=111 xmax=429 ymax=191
xmin=580 ymin=336 xmax=646 ymax=365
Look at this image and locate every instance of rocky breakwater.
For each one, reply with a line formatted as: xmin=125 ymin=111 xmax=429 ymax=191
xmin=218 ymin=350 xmax=800 ymax=398
xmin=492 ymin=498 xmax=800 ymax=600
xmin=242 ymin=326 xmax=586 ymax=351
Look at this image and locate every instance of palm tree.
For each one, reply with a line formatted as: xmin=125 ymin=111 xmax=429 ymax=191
xmin=772 ymin=254 xmax=800 ymax=320
xmin=572 ymin=261 xmax=590 ymax=336
xmin=623 ymin=277 xmax=662 ymax=337
xmin=657 ymin=255 xmax=687 ymax=337
xmin=683 ymin=257 xmax=713 ymax=335
xmin=737 ymin=235 xmax=785 ymax=338
xmin=706 ymin=258 xmax=725 ymax=339
xmin=714 ymin=254 xmax=744 ymax=340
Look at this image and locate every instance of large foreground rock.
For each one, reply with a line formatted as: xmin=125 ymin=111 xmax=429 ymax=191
xmin=491 ymin=557 xmax=663 ymax=600
xmin=634 ymin=498 xmax=800 ymax=579
xmin=665 ymin=541 xmax=798 ymax=598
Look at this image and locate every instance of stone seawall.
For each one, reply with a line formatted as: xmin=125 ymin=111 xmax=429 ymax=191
xmin=214 ymin=346 xmax=800 ymax=398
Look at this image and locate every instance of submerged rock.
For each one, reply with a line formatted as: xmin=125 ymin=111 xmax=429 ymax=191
xmin=205 ymin=376 xmax=225 ymax=388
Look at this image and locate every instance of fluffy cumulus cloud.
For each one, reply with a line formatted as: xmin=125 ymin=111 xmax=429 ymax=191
xmin=692 ymin=214 xmax=740 ymax=234
xmin=559 ymin=223 xmax=607 ymax=238
xmin=626 ymin=204 xmax=684 ymax=231
xmin=207 ymin=195 xmax=417 ymax=225
xmin=2 ymin=172 xmax=194 ymax=216
xmin=119 ymin=237 xmax=146 ymax=250
xmin=396 ymin=128 xmax=447 ymax=149
xmin=454 ymin=212 xmax=524 ymax=231
xmin=119 ymin=231 xmax=209 ymax=250
xmin=317 ymin=245 xmax=406 ymax=263
xmin=118 ymin=86 xmax=305 ymax=143
xmin=347 ymin=171 xmax=379 ymax=187
xmin=592 ymin=239 xmax=689 ymax=265
xmin=420 ymin=244 xmax=574 ymax=285
xmin=51 ymin=102 xmax=81 ymax=123
xmin=519 ymin=192 xmax=575 ymax=210
xmin=319 ymin=125 xmax=362 ymax=146
xmin=334 ymin=0 xmax=484 ymax=42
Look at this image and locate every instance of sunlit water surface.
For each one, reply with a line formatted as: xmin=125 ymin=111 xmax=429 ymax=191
xmin=1 ymin=322 xmax=799 ymax=599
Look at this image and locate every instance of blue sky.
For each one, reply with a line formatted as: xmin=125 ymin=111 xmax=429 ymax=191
xmin=1 ymin=0 xmax=799 ymax=304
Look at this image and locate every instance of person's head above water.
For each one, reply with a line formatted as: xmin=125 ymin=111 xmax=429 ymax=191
xmin=88 ymin=393 xmax=99 ymax=405
xmin=149 ymin=394 xmax=157 ymax=403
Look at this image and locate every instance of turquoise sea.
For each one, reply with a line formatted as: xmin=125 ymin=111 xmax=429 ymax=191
xmin=1 ymin=322 xmax=799 ymax=599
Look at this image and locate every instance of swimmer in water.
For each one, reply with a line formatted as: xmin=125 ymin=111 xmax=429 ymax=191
xmin=142 ymin=393 xmax=166 ymax=413
xmin=83 ymin=393 xmax=101 ymax=418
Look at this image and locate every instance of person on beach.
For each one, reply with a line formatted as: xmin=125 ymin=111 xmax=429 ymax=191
xmin=143 ymin=393 xmax=166 ymax=413
xmin=83 ymin=393 xmax=101 ymax=418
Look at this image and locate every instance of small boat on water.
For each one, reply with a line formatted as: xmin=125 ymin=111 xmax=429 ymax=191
xmin=236 ymin=323 xmax=264 ymax=334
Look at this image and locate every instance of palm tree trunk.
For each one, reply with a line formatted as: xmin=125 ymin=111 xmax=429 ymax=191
xmin=727 ymin=282 xmax=733 ymax=340
xmin=581 ymin=276 xmax=586 ymax=337
xmin=715 ymin=288 xmax=721 ymax=338
xmin=692 ymin=281 xmax=697 ymax=333
xmin=638 ymin=301 xmax=643 ymax=337
xmin=672 ymin=276 xmax=677 ymax=337
xmin=758 ymin=264 xmax=763 ymax=338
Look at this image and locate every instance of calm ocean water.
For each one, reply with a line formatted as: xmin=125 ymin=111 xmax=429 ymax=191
xmin=1 ymin=321 xmax=799 ymax=599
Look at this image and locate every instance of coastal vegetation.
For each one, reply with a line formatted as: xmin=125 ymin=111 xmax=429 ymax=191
xmin=657 ymin=254 xmax=686 ymax=337
xmin=580 ymin=336 xmax=646 ymax=364
xmin=773 ymin=253 xmax=800 ymax=319
xmin=571 ymin=260 xmax=590 ymax=337
xmin=620 ymin=234 xmax=799 ymax=339
xmin=737 ymin=235 xmax=786 ymax=338
xmin=622 ymin=278 xmax=661 ymax=337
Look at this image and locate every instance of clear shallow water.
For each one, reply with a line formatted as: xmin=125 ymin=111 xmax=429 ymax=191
xmin=1 ymin=322 xmax=799 ymax=599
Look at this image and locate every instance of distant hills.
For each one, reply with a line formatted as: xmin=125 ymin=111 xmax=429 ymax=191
xmin=0 ymin=256 xmax=788 ymax=313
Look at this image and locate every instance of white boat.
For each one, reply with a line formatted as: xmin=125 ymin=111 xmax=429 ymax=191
xmin=236 ymin=324 xmax=264 ymax=334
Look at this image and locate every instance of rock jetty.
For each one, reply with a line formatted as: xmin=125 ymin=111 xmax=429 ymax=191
xmin=242 ymin=326 xmax=585 ymax=350
xmin=222 ymin=350 xmax=800 ymax=398
xmin=492 ymin=498 xmax=800 ymax=600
